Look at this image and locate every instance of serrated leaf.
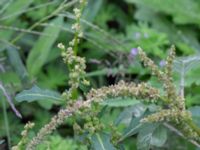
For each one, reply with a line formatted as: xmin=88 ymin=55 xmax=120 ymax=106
xmin=27 ymin=17 xmax=63 ymax=76
xmin=100 ymin=97 xmax=139 ymax=107
xmin=91 ymin=133 xmax=116 ymax=150
xmin=15 ymin=85 xmax=63 ymax=103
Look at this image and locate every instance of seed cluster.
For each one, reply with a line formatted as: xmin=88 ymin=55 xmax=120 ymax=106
xmin=138 ymin=46 xmax=199 ymax=140
xmin=87 ymin=80 xmax=160 ymax=103
xmin=26 ymin=100 xmax=85 ymax=150
xmin=58 ymin=0 xmax=89 ymax=100
xmin=12 ymin=122 xmax=35 ymax=150
xmin=58 ymin=43 xmax=88 ymax=99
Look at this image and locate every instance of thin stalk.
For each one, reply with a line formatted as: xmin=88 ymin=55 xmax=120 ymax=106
xmin=1 ymin=96 xmax=11 ymax=149
xmin=180 ymin=63 xmax=185 ymax=98
xmin=0 ymin=83 xmax=22 ymax=118
xmin=73 ymin=1 xmax=87 ymax=55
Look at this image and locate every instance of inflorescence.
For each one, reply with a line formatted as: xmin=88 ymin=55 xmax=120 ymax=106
xmin=12 ymin=122 xmax=35 ymax=150
xmin=138 ymin=46 xmax=200 ymax=141
xmin=58 ymin=0 xmax=89 ymax=100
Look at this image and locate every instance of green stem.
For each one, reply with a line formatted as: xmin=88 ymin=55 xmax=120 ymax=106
xmin=73 ymin=2 xmax=85 ymax=55
xmin=73 ymin=32 xmax=79 ymax=55
xmin=70 ymin=1 xmax=87 ymax=99
xmin=1 ymin=96 xmax=11 ymax=149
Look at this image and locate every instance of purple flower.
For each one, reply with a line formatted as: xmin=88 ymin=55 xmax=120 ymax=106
xmin=130 ymin=48 xmax=138 ymax=57
xmin=159 ymin=60 xmax=166 ymax=67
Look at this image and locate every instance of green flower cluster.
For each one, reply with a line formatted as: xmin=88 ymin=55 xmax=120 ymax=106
xmin=58 ymin=43 xmax=89 ymax=100
xmin=26 ymin=100 xmax=85 ymax=150
xmin=58 ymin=0 xmax=89 ymax=100
xmin=12 ymin=122 xmax=35 ymax=150
xmin=87 ymin=80 xmax=160 ymax=103
xmin=138 ymin=46 xmax=200 ymax=141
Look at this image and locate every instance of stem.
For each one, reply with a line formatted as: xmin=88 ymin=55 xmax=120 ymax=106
xmin=0 ymin=83 xmax=22 ymax=118
xmin=1 ymin=95 xmax=11 ymax=149
xmin=179 ymin=63 xmax=185 ymax=98
xmin=73 ymin=1 xmax=86 ymax=55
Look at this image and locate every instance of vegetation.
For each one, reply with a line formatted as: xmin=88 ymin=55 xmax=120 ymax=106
xmin=1 ymin=0 xmax=200 ymax=150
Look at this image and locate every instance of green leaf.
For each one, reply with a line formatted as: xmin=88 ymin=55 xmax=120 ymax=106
xmin=185 ymin=68 xmax=200 ymax=86
xmin=133 ymin=4 xmax=200 ymax=53
xmin=151 ymin=125 xmax=167 ymax=147
xmin=0 ymin=72 xmax=21 ymax=86
xmin=91 ymin=133 xmax=116 ymax=150
xmin=126 ymin=0 xmax=200 ymax=25
xmin=100 ymin=97 xmax=140 ymax=107
xmin=120 ymin=117 xmax=143 ymax=142
xmin=115 ymin=104 xmax=147 ymax=126
xmin=37 ymin=135 xmax=87 ymax=150
xmin=125 ymin=24 xmax=169 ymax=58
xmin=82 ymin=0 xmax=103 ymax=22
xmin=27 ymin=17 xmax=63 ymax=76
xmin=38 ymin=65 xmax=67 ymax=89
xmin=174 ymin=55 xmax=200 ymax=73
xmin=1 ymin=0 xmax=33 ymax=22
xmin=137 ymin=123 xmax=167 ymax=150
xmin=15 ymin=85 xmax=63 ymax=103
xmin=174 ymin=56 xmax=200 ymax=86
xmin=6 ymin=46 xmax=29 ymax=82
xmin=119 ymin=107 xmax=155 ymax=142
xmin=189 ymin=106 xmax=200 ymax=127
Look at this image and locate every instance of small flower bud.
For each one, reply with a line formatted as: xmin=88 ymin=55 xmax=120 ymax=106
xmin=57 ymin=43 xmax=65 ymax=50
